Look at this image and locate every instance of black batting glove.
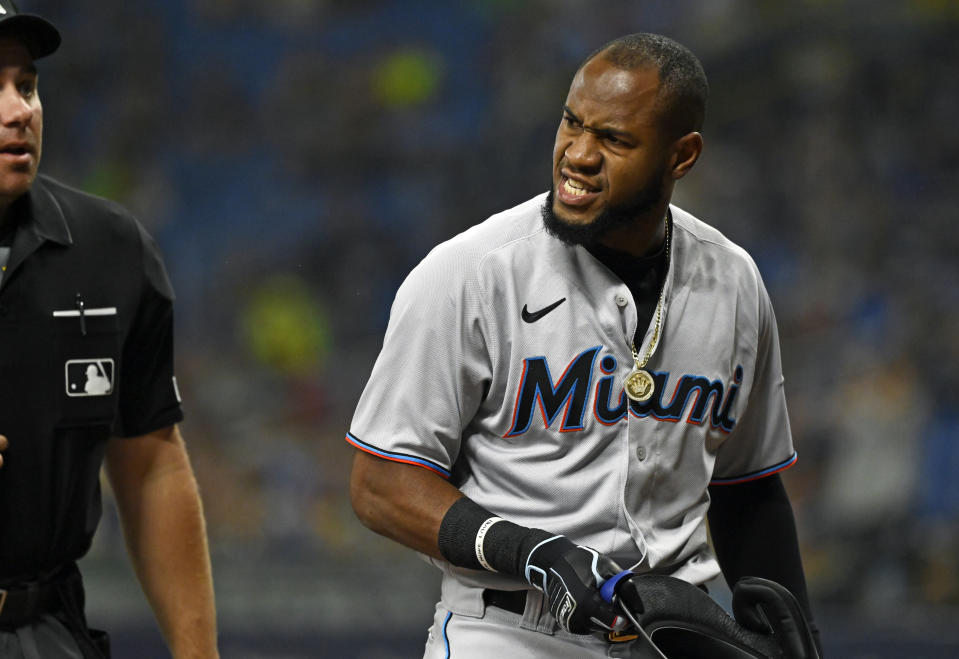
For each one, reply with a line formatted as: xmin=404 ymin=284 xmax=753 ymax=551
xmin=523 ymin=534 xmax=631 ymax=634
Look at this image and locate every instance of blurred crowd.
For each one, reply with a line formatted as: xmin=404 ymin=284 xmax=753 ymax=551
xmin=31 ymin=0 xmax=959 ymax=630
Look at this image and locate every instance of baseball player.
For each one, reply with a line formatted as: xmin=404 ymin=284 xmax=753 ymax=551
xmin=347 ymin=33 xmax=820 ymax=657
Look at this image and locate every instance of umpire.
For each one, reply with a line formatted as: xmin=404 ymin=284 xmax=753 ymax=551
xmin=0 ymin=3 xmax=218 ymax=658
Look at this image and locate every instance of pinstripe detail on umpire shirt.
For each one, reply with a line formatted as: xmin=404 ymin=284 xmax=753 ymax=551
xmin=345 ymin=432 xmax=452 ymax=479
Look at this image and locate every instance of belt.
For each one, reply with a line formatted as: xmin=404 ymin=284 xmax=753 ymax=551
xmin=0 ymin=575 xmax=65 ymax=629
xmin=483 ymin=588 xmax=528 ymax=615
xmin=482 ymin=583 xmax=707 ymax=619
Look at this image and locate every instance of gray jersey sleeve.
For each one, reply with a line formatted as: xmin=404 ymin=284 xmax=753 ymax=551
xmin=347 ymin=243 xmax=493 ymax=478
xmin=710 ymin=260 xmax=796 ymax=484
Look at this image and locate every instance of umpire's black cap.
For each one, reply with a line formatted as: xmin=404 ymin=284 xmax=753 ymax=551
xmin=0 ymin=0 xmax=60 ymax=59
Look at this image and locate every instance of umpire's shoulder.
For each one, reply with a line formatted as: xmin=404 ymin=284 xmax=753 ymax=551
xmin=35 ymin=174 xmax=145 ymax=246
xmin=35 ymin=175 xmax=173 ymax=298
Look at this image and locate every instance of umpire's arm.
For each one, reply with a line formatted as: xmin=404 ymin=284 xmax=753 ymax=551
xmin=105 ymin=424 xmax=219 ymax=659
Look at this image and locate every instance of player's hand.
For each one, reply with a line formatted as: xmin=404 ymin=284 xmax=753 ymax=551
xmin=524 ymin=535 xmax=630 ymax=634
xmin=0 ymin=434 xmax=7 ymax=468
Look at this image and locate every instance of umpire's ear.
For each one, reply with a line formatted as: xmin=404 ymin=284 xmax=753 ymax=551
xmin=669 ymin=131 xmax=702 ymax=180
xmin=731 ymin=577 xmax=821 ymax=659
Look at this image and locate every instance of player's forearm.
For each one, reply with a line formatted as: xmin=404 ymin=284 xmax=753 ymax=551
xmin=350 ymin=450 xmax=463 ymax=559
xmin=114 ymin=462 xmax=219 ymax=658
xmin=708 ymin=476 xmax=824 ymax=654
xmin=707 ymin=475 xmax=813 ymax=618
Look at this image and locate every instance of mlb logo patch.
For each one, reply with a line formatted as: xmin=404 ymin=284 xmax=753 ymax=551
xmin=65 ymin=359 xmax=115 ymax=397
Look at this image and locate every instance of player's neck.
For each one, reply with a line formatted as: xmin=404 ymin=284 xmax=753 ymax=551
xmin=596 ymin=212 xmax=667 ymax=258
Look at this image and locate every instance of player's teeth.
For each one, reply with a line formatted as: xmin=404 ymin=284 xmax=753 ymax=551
xmin=564 ymin=179 xmax=589 ymax=196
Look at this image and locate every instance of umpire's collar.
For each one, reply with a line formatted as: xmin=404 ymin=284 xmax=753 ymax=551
xmin=0 ymin=177 xmax=73 ymax=288
xmin=13 ymin=175 xmax=73 ymax=246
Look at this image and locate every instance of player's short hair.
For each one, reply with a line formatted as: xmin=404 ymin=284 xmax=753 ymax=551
xmin=582 ymin=33 xmax=709 ymax=139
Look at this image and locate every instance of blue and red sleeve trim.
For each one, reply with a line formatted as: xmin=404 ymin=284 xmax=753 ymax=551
xmin=345 ymin=432 xmax=452 ymax=479
xmin=709 ymin=451 xmax=798 ymax=486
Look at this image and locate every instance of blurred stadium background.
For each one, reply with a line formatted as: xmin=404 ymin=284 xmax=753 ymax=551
xmin=26 ymin=0 xmax=959 ymax=656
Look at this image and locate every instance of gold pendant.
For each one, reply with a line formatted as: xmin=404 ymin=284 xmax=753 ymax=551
xmin=625 ymin=369 xmax=655 ymax=402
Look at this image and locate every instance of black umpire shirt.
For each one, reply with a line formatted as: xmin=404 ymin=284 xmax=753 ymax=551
xmin=0 ymin=174 xmax=184 ymax=580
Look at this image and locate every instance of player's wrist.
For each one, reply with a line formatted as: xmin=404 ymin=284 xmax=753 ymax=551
xmin=437 ymin=497 xmax=555 ymax=577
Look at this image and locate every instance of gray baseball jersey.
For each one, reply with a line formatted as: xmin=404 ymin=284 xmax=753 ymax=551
xmin=347 ymin=191 xmax=795 ymax=604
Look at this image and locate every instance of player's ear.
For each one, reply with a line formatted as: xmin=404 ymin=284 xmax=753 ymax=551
xmin=669 ymin=131 xmax=702 ymax=180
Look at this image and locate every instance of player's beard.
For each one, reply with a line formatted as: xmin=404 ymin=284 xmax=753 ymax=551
xmin=541 ymin=166 xmax=667 ymax=248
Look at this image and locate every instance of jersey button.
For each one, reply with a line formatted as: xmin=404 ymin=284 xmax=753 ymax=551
xmin=615 ymin=293 xmax=628 ymax=307
xmin=636 ymin=446 xmax=647 ymax=461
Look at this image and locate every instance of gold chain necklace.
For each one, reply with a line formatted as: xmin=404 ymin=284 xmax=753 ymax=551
xmin=624 ymin=216 xmax=670 ymax=403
